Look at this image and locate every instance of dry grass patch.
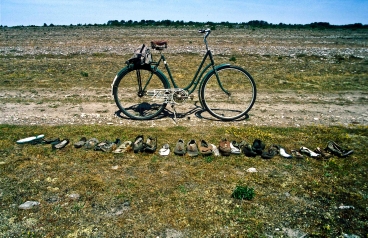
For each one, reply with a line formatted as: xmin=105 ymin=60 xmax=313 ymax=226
xmin=0 ymin=124 xmax=367 ymax=237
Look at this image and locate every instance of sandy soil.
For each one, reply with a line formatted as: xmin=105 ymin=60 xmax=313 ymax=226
xmin=1 ymin=88 xmax=366 ymax=127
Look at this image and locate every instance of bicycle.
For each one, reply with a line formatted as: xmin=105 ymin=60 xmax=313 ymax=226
xmin=111 ymin=29 xmax=257 ymax=121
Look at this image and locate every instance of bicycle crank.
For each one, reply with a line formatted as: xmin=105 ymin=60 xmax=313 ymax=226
xmin=146 ymin=88 xmax=189 ymax=104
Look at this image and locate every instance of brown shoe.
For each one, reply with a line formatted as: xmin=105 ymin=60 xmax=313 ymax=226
xmin=199 ymin=140 xmax=213 ymax=156
xmin=219 ymin=138 xmax=231 ymax=156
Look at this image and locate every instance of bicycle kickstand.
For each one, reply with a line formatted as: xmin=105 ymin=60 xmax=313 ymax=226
xmin=171 ymin=104 xmax=178 ymax=124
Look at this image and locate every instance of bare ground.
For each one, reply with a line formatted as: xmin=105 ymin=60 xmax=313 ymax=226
xmin=1 ymin=87 xmax=367 ymax=127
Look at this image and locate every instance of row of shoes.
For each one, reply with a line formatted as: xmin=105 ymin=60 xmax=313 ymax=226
xmin=228 ymin=139 xmax=354 ymax=159
xmin=16 ymin=135 xmax=354 ymax=158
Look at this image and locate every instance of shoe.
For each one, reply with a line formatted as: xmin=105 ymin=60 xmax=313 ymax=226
xmin=16 ymin=134 xmax=45 ymax=145
xmin=199 ymin=140 xmax=213 ymax=156
xmin=187 ymin=140 xmax=199 ymax=157
xmin=279 ymin=146 xmax=293 ymax=159
xmin=240 ymin=141 xmax=257 ymax=157
xmin=325 ymin=141 xmax=354 ymax=158
xmin=261 ymin=145 xmax=278 ymax=159
xmin=291 ymin=150 xmax=304 ymax=159
xmin=52 ymin=139 xmax=69 ymax=150
xmin=159 ymin=144 xmax=170 ymax=156
xmin=144 ymin=136 xmax=157 ymax=153
xmin=133 ymin=135 xmax=144 ymax=153
xmin=74 ymin=137 xmax=87 ymax=148
xmin=113 ymin=141 xmax=132 ymax=153
xmin=230 ymin=141 xmax=241 ymax=154
xmin=43 ymin=137 xmax=60 ymax=144
xmin=100 ymin=139 xmax=120 ymax=152
xmin=314 ymin=147 xmax=332 ymax=159
xmin=211 ymin=144 xmax=220 ymax=156
xmin=219 ymin=138 xmax=231 ymax=156
xmin=300 ymin=147 xmax=320 ymax=158
xmin=84 ymin=138 xmax=99 ymax=150
xmin=252 ymin=139 xmax=265 ymax=155
xmin=174 ymin=139 xmax=186 ymax=156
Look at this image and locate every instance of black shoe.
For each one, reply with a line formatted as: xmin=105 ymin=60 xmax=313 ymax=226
xmin=240 ymin=141 xmax=257 ymax=157
xmin=325 ymin=141 xmax=354 ymax=158
xmin=144 ymin=136 xmax=157 ymax=153
xmin=261 ymin=145 xmax=278 ymax=159
xmin=252 ymin=139 xmax=265 ymax=155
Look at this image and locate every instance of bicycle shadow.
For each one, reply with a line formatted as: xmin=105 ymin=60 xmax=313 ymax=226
xmin=114 ymin=101 xmax=249 ymax=123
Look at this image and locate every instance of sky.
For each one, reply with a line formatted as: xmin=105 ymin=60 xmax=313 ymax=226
xmin=1 ymin=0 xmax=367 ymax=27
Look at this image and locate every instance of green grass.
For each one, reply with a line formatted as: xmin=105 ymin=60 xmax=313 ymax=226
xmin=0 ymin=124 xmax=367 ymax=237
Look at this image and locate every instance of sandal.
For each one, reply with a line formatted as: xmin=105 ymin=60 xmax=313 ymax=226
xmin=133 ymin=135 xmax=144 ymax=153
xmin=174 ymin=139 xmax=186 ymax=156
xmin=199 ymin=140 xmax=213 ymax=156
xmin=314 ymin=147 xmax=332 ymax=159
xmin=291 ymin=150 xmax=304 ymax=159
xmin=98 ymin=139 xmax=120 ymax=152
xmin=187 ymin=140 xmax=199 ymax=157
xmin=113 ymin=141 xmax=132 ymax=153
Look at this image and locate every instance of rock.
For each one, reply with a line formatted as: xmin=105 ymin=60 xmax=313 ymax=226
xmin=18 ymin=201 xmax=40 ymax=210
xmin=246 ymin=168 xmax=258 ymax=173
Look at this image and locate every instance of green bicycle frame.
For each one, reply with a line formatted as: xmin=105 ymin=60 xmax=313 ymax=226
xmin=151 ymin=49 xmax=230 ymax=95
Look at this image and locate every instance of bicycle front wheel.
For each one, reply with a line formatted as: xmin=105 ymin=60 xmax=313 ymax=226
xmin=112 ymin=66 xmax=169 ymax=120
xmin=200 ymin=65 xmax=257 ymax=121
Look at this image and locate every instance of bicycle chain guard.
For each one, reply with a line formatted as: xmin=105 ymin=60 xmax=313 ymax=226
xmin=146 ymin=88 xmax=189 ymax=104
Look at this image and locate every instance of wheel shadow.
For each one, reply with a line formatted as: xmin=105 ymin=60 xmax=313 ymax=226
xmin=114 ymin=101 xmax=249 ymax=123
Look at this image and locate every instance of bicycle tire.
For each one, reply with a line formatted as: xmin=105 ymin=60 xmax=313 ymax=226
xmin=112 ymin=66 xmax=170 ymax=120
xmin=200 ymin=65 xmax=257 ymax=121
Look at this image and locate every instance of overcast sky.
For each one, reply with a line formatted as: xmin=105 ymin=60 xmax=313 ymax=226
xmin=1 ymin=0 xmax=367 ymax=27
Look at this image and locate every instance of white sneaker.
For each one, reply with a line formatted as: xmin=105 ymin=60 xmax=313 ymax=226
xmin=211 ymin=144 xmax=220 ymax=156
xmin=159 ymin=144 xmax=170 ymax=156
xmin=230 ymin=141 xmax=241 ymax=154
xmin=280 ymin=147 xmax=292 ymax=158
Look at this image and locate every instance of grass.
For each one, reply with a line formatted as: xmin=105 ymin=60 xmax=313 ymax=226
xmin=0 ymin=124 xmax=367 ymax=237
xmin=1 ymin=26 xmax=367 ymax=237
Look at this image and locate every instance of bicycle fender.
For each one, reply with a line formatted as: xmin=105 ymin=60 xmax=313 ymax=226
xmin=111 ymin=66 xmax=129 ymax=95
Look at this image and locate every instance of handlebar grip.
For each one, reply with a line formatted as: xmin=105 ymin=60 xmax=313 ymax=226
xmin=198 ymin=29 xmax=211 ymax=34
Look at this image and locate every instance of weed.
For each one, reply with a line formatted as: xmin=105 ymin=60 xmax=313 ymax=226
xmin=231 ymin=185 xmax=255 ymax=200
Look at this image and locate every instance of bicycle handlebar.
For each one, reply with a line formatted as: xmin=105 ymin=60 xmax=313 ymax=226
xmin=199 ymin=29 xmax=211 ymax=49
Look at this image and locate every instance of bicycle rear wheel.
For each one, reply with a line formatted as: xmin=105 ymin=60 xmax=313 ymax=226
xmin=200 ymin=65 xmax=256 ymax=121
xmin=112 ymin=66 xmax=169 ymax=120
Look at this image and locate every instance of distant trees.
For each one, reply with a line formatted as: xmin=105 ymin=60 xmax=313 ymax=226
xmin=105 ymin=19 xmax=367 ymax=29
xmin=2 ymin=20 xmax=367 ymax=29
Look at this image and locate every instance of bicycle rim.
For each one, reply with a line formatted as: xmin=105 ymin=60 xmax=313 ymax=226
xmin=113 ymin=68 xmax=168 ymax=120
xmin=201 ymin=66 xmax=256 ymax=120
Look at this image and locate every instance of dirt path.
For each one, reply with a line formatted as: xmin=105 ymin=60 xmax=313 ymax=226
xmin=1 ymin=88 xmax=366 ymax=127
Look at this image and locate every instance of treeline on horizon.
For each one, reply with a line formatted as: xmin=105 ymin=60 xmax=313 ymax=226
xmin=3 ymin=20 xmax=367 ymax=29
